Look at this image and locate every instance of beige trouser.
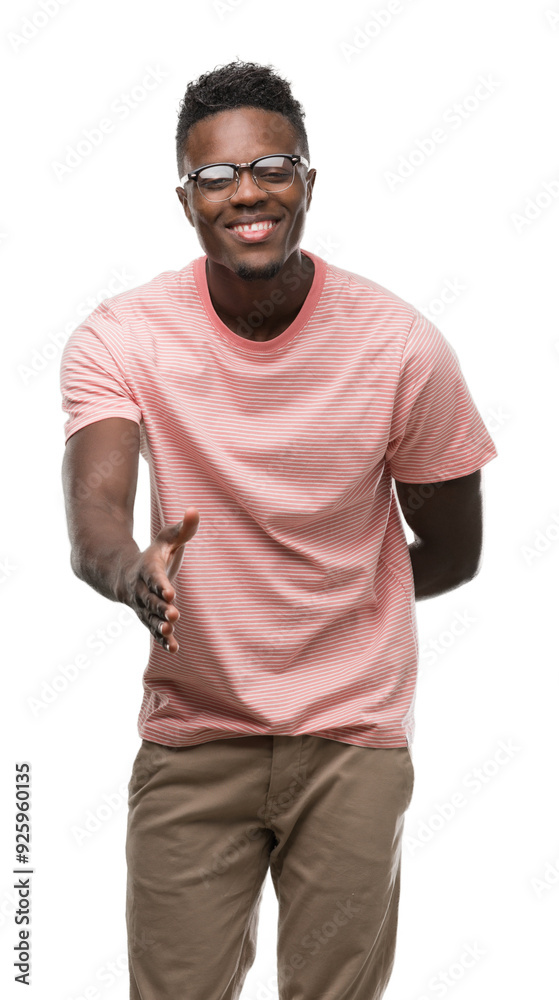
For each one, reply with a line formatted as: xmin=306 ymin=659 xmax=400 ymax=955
xmin=125 ymin=734 xmax=414 ymax=1000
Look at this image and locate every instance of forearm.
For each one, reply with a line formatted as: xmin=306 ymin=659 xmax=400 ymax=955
xmin=70 ymin=507 xmax=140 ymax=603
xmin=408 ymin=539 xmax=473 ymax=601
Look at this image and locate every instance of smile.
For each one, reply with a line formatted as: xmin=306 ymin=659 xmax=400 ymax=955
xmin=226 ymin=219 xmax=280 ymax=242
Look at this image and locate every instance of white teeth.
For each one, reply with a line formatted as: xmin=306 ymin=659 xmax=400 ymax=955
xmin=231 ymin=220 xmax=277 ymax=233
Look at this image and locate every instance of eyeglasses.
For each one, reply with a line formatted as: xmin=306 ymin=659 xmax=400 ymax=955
xmin=180 ymin=153 xmax=309 ymax=202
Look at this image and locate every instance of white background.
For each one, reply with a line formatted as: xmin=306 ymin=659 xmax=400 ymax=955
xmin=1 ymin=0 xmax=558 ymax=998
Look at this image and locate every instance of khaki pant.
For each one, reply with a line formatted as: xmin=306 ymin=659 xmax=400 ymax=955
xmin=125 ymin=734 xmax=414 ymax=1000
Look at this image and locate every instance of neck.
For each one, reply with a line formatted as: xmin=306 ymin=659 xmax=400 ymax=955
xmin=205 ymin=249 xmax=315 ymax=339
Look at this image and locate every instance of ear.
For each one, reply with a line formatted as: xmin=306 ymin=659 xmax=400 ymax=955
xmin=175 ymin=187 xmax=194 ymax=227
xmin=305 ymin=168 xmax=317 ymax=210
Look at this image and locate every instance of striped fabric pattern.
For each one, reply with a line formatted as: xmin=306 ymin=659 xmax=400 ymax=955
xmin=60 ymin=250 xmax=498 ymax=749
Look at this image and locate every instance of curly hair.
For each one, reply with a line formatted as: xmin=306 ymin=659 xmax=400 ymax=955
xmin=175 ymin=59 xmax=310 ymax=177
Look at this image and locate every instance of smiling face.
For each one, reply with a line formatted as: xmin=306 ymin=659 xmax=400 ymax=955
xmin=175 ymin=107 xmax=316 ymax=282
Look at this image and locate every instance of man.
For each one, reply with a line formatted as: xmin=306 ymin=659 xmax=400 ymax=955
xmin=60 ymin=59 xmax=498 ymax=1000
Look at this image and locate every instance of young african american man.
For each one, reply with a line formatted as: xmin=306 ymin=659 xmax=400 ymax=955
xmin=60 ymin=60 xmax=498 ymax=1000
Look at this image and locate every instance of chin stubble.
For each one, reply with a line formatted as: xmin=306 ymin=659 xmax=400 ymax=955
xmin=233 ymin=259 xmax=284 ymax=282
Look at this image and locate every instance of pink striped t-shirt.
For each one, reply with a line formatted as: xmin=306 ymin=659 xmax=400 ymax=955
xmin=59 ymin=249 xmax=498 ymax=750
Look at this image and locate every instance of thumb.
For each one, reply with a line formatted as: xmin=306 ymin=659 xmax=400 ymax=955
xmin=172 ymin=506 xmax=200 ymax=547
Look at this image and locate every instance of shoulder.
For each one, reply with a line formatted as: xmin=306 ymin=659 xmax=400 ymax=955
xmin=315 ymin=254 xmax=460 ymax=377
xmin=320 ymin=256 xmax=419 ymax=338
xmin=63 ymin=261 xmax=199 ymax=362
xmin=101 ymin=263 xmax=195 ymax=321
xmin=325 ymin=258 xmax=414 ymax=309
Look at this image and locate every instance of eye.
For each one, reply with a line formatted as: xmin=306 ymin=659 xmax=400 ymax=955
xmin=199 ymin=177 xmax=231 ymax=189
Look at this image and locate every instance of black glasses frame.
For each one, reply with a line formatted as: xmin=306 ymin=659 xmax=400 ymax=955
xmin=180 ymin=153 xmax=310 ymax=201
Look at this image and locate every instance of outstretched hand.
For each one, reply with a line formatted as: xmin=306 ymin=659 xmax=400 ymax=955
xmin=118 ymin=506 xmax=200 ymax=653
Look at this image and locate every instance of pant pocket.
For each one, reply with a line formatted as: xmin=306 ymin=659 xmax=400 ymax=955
xmin=404 ymin=747 xmax=415 ymax=807
xmin=128 ymin=740 xmax=169 ymax=797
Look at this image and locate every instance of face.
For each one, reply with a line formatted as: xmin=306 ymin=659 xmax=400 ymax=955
xmin=175 ymin=107 xmax=316 ymax=281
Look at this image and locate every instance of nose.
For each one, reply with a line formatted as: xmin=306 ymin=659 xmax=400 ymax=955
xmin=229 ymin=166 xmax=268 ymax=205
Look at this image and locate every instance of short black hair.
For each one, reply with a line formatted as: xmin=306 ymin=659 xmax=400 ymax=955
xmin=175 ymin=59 xmax=310 ymax=177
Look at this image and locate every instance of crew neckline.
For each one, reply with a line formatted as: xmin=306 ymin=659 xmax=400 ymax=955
xmin=191 ymin=249 xmax=326 ymax=354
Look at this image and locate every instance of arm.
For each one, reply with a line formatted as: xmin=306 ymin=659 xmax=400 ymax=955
xmin=394 ymin=469 xmax=484 ymax=601
xmin=61 ymin=417 xmax=141 ymax=602
xmin=61 ymin=417 xmax=199 ymax=653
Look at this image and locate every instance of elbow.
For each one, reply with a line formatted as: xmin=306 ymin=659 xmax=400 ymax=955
xmin=70 ymin=547 xmax=85 ymax=582
xmin=454 ymin=554 xmax=482 ymax=586
xmin=449 ymin=535 xmax=484 ymax=586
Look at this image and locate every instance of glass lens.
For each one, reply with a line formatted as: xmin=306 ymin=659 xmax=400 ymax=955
xmin=195 ymin=156 xmax=296 ymax=201
xmin=197 ymin=164 xmax=236 ymax=200
xmin=254 ymin=156 xmax=294 ymax=190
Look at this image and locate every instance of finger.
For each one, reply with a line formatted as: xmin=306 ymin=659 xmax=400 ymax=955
xmin=139 ymin=567 xmax=176 ymax=606
xmin=136 ymin=577 xmax=180 ymax=621
xmin=132 ymin=603 xmax=180 ymax=653
xmin=135 ymin=580 xmax=180 ymax=638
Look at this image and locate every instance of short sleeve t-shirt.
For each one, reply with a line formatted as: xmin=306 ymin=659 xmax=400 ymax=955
xmin=59 ymin=249 xmax=498 ymax=750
